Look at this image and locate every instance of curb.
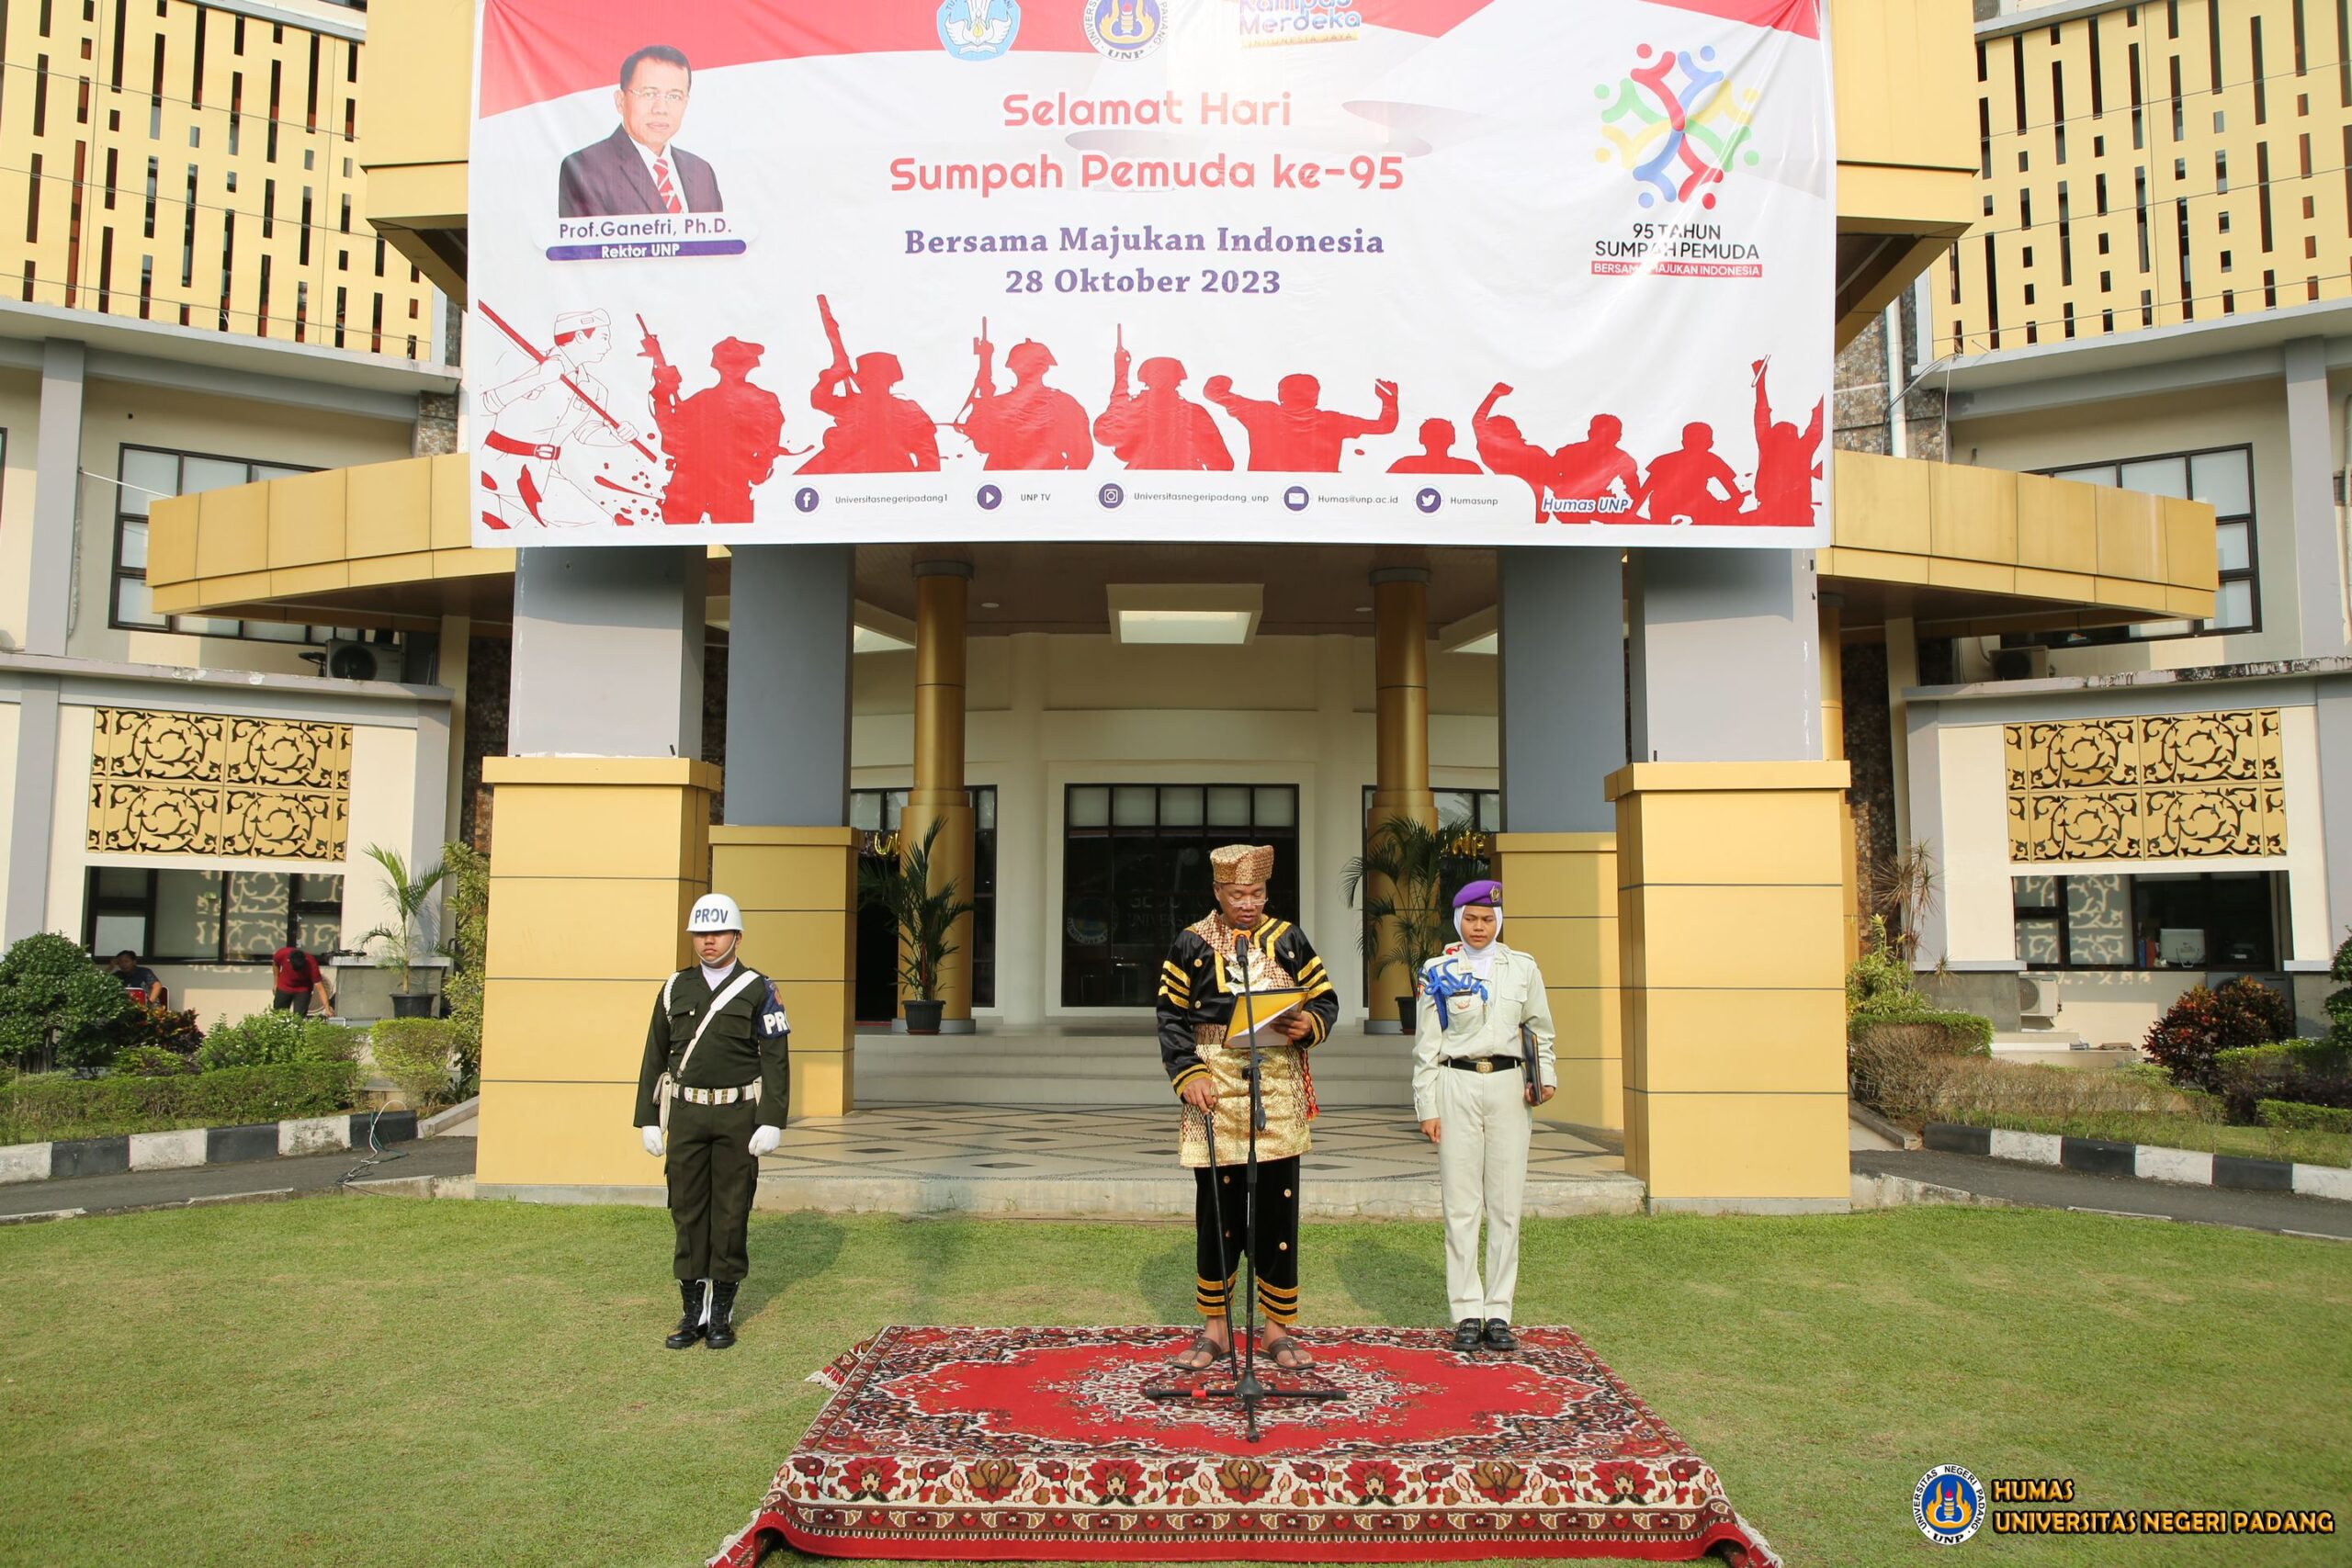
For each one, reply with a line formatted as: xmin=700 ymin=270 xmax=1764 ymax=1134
xmin=0 ymin=1109 xmax=419 ymax=1187
xmin=1923 ymin=1122 xmax=2352 ymax=1203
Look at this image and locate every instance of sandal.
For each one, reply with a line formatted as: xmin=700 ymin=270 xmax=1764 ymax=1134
xmin=1261 ymin=1332 xmax=1311 ymax=1370
xmin=1170 ymin=1331 xmax=1227 ymax=1371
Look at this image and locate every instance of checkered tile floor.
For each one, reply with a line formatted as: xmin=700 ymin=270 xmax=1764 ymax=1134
xmin=764 ymin=1104 xmax=1624 ymax=1187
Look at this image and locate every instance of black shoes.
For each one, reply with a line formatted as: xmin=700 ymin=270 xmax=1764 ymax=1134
xmin=1452 ymin=1317 xmax=1486 ymax=1352
xmin=1482 ymin=1318 xmax=1519 ymax=1352
xmin=664 ymin=1280 xmax=707 ymax=1349
xmin=705 ymin=1280 xmax=741 ymax=1350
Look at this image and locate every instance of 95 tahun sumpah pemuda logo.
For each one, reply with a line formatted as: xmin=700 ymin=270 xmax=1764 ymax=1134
xmin=1595 ymin=42 xmax=1759 ymax=209
xmin=1915 ymin=1464 xmax=1985 ymax=1546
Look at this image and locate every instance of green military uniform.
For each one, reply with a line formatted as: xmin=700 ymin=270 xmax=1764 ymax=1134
xmin=634 ymin=963 xmax=790 ymax=1286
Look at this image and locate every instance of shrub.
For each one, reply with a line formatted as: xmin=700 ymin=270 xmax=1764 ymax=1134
xmin=2330 ymin=929 xmax=2352 ymax=1048
xmin=2256 ymin=1099 xmax=2352 ymax=1135
xmin=196 ymin=1009 xmax=356 ymax=1072
xmin=2144 ymin=977 xmax=2299 ymax=1093
xmin=1846 ymin=918 xmax=1922 ymax=1018
xmin=441 ymin=840 xmax=488 ymax=1094
xmin=370 ymin=1019 xmax=460 ymax=1111
xmin=110 ymin=998 xmax=202 ymax=1058
xmin=0 ymin=933 xmax=130 ymax=1074
xmin=2213 ymin=1039 xmax=2352 ymax=1122
xmin=1849 ymin=1010 xmax=1995 ymax=1055
xmin=1849 ymin=1040 xmax=2206 ymax=1126
xmin=112 ymin=1044 xmax=199 ymax=1078
xmin=0 ymin=1059 xmax=360 ymax=1143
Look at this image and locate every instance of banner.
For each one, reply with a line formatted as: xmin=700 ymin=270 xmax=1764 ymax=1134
xmin=469 ymin=0 xmax=1833 ymax=548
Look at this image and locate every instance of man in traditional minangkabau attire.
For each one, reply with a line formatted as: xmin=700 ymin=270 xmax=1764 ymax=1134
xmin=1156 ymin=843 xmax=1339 ymax=1372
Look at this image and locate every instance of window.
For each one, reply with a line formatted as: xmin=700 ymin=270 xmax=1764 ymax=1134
xmin=111 ymin=445 xmax=368 ymax=645
xmin=2012 ymin=871 xmax=2278 ymax=971
xmin=81 ymin=868 xmax=343 ymax=963
xmin=2027 ymin=446 xmax=2258 ymax=644
xmin=852 ymin=787 xmax=996 ymax=1019
xmin=1061 ymin=784 xmax=1300 ymax=1009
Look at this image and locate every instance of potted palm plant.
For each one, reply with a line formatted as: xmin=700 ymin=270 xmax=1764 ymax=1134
xmin=857 ymin=818 xmax=975 ymax=1034
xmin=1341 ymin=814 xmax=1464 ymax=1032
xmin=361 ymin=844 xmax=447 ymax=1020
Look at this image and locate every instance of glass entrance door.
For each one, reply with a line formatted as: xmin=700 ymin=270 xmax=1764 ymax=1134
xmin=1060 ymin=784 xmax=1300 ymax=1009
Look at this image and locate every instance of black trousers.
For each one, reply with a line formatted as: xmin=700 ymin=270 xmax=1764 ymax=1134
xmin=665 ymin=1097 xmax=758 ymax=1282
xmin=1193 ymin=1155 xmax=1300 ymax=1325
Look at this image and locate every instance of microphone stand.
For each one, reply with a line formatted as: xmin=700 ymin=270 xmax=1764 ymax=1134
xmin=1146 ymin=920 xmax=1342 ymax=1441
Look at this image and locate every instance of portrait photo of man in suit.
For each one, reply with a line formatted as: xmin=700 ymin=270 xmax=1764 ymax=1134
xmin=557 ymin=45 xmax=724 ymax=219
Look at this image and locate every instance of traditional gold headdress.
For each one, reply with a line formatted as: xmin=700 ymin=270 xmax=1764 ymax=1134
xmin=1210 ymin=844 xmax=1275 ymax=886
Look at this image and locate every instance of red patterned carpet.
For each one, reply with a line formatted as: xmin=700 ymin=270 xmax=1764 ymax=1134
xmin=710 ymin=1325 xmax=1780 ymax=1565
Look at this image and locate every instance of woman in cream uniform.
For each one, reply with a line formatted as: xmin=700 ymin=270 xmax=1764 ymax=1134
xmin=1411 ymin=880 xmax=1556 ymax=1352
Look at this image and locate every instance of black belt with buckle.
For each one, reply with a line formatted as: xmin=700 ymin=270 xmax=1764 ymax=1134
xmin=1444 ymin=1055 xmax=1521 ymax=1074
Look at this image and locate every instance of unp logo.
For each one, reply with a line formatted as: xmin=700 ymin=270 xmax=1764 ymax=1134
xmin=1085 ymin=0 xmax=1168 ymax=60
xmin=1595 ymin=43 xmax=1759 ymax=209
xmin=1914 ymin=1465 xmax=1984 ymax=1546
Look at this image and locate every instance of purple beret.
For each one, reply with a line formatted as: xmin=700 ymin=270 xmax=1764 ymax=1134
xmin=1452 ymin=879 xmax=1502 ymax=909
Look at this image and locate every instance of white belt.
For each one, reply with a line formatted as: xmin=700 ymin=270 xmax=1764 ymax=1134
xmin=669 ymin=1078 xmax=761 ymax=1106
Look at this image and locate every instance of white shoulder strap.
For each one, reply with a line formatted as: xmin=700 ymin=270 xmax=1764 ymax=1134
xmin=675 ymin=967 xmax=764 ymax=1081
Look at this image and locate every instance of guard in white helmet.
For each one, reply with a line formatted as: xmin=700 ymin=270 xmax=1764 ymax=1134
xmin=633 ymin=892 xmax=789 ymax=1349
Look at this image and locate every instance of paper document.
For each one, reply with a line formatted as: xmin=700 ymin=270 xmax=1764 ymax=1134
xmin=1228 ymin=987 xmax=1308 ymax=1039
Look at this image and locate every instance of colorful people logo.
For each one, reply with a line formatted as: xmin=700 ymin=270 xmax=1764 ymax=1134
xmin=1085 ymin=0 xmax=1167 ymax=60
xmin=1596 ymin=44 xmax=1758 ymax=209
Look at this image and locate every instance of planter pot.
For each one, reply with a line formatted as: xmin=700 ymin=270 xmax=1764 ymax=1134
xmin=390 ymin=992 xmax=436 ymax=1020
xmin=904 ymin=999 xmax=946 ymax=1034
xmin=1396 ymin=996 xmax=1418 ymax=1033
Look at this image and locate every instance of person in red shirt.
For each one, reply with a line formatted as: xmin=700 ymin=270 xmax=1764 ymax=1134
xmin=270 ymin=945 xmax=336 ymax=1018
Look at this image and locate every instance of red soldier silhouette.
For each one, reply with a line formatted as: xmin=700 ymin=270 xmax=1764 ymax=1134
xmin=1745 ymin=357 xmax=1824 ymax=526
xmin=650 ymin=335 xmax=785 ymax=525
xmin=1204 ymin=372 xmax=1397 ymax=472
xmin=1386 ymin=417 xmax=1482 ymax=475
xmin=1634 ymin=422 xmax=1745 ymax=525
xmin=1549 ymin=413 xmax=1643 ymax=518
xmin=799 ymin=297 xmax=939 ymax=474
xmin=961 ymin=337 xmax=1093 ymax=470
xmin=1472 ymin=383 xmax=1555 ymax=520
xmin=1094 ymin=347 xmax=1232 ymax=470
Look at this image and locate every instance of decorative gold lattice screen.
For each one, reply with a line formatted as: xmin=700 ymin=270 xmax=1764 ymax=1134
xmin=87 ymin=707 xmax=352 ymax=861
xmin=2005 ymin=708 xmax=2285 ymax=863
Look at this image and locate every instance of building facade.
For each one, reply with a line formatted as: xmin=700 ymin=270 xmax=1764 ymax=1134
xmin=107 ymin=0 xmax=2325 ymax=1217
xmin=0 ymin=0 xmax=461 ymax=1023
xmin=1843 ymin=0 xmax=2352 ymax=1045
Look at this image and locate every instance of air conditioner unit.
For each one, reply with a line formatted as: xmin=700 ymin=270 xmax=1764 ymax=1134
xmin=1988 ymin=644 xmax=2049 ymax=682
xmin=322 ymin=639 xmax=390 ymax=682
xmin=2018 ymin=974 xmax=2059 ymax=1027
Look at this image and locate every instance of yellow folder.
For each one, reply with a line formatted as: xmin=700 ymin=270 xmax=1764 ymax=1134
xmin=1227 ymin=986 xmax=1307 ymax=1039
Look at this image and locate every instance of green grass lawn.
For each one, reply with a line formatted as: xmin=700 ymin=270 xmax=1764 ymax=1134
xmin=2 ymin=1198 xmax=2347 ymax=1567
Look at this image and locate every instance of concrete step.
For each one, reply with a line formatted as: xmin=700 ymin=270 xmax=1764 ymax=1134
xmin=854 ymin=1032 xmax=1418 ymax=1107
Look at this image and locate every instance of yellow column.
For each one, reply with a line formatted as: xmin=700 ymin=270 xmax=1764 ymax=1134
xmin=1820 ymin=597 xmax=1860 ymax=964
xmin=1609 ymin=761 xmax=1851 ymax=1213
xmin=1367 ymin=567 xmax=1439 ymax=1029
xmin=475 ymin=757 xmax=716 ymax=1194
xmin=906 ymin=560 xmax=976 ymax=1028
xmin=713 ymin=826 xmax=857 ymax=1116
xmin=1490 ymin=832 xmax=1621 ymax=1130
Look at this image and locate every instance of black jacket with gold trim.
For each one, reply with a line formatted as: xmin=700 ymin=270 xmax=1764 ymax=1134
xmin=1154 ymin=917 xmax=1340 ymax=1099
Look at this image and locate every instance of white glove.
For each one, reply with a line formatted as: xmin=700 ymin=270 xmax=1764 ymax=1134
xmin=748 ymin=1123 xmax=782 ymax=1157
xmin=640 ymin=1125 xmax=664 ymax=1157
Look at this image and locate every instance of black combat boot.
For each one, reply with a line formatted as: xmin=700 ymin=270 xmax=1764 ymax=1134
xmin=664 ymin=1280 xmax=707 ymax=1349
xmin=704 ymin=1280 xmax=741 ymax=1350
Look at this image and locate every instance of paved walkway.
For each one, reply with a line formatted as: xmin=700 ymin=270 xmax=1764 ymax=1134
xmin=0 ymin=1135 xmax=479 ymax=1222
xmin=1852 ymin=1148 xmax=2352 ymax=1240
xmin=759 ymin=1104 xmax=1640 ymax=1219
